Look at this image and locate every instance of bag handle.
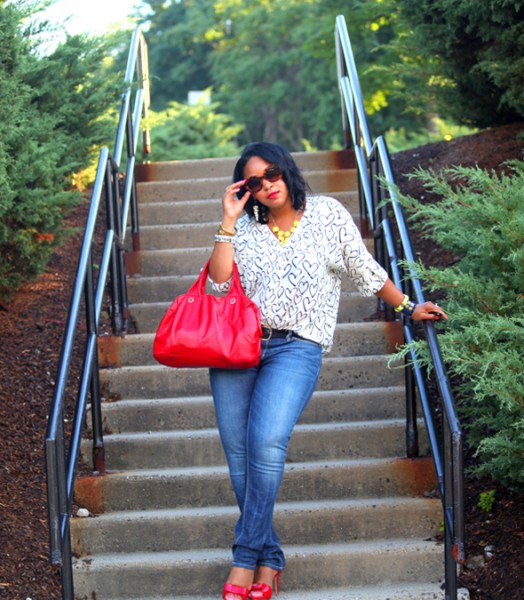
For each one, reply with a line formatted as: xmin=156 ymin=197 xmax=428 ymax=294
xmin=188 ymin=260 xmax=245 ymax=297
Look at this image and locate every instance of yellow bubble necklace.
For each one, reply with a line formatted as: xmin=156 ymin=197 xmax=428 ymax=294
xmin=271 ymin=212 xmax=300 ymax=245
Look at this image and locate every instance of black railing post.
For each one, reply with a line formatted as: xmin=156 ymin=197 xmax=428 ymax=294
xmin=125 ymin=107 xmax=141 ymax=253
xmin=59 ymin=519 xmax=74 ymax=600
xmin=126 ymin=98 xmax=135 ymax=160
xmin=404 ymin=359 xmax=419 ymax=457
xmin=90 ymin=362 xmax=105 ymax=473
xmin=45 ymin=439 xmax=62 ymax=566
xmin=112 ymin=158 xmax=130 ymax=335
xmin=56 ymin=417 xmax=74 ymax=599
xmin=56 ymin=417 xmax=69 ymax=540
xmin=105 ymin=159 xmax=124 ymax=333
xmin=335 ymin=26 xmax=352 ymax=149
xmin=444 ymin=419 xmax=458 ymax=599
xmin=83 ymin=248 xmax=105 ymax=474
xmin=453 ymin=429 xmax=465 ymax=566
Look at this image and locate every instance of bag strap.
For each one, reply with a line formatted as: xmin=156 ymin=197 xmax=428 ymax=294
xmin=188 ymin=260 xmax=245 ymax=297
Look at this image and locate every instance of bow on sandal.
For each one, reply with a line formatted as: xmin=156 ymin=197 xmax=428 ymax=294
xmin=223 ymin=582 xmax=251 ymax=600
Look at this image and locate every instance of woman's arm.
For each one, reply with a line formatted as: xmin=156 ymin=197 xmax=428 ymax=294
xmin=208 ymin=180 xmax=250 ymax=283
xmin=375 ymin=278 xmax=448 ymax=321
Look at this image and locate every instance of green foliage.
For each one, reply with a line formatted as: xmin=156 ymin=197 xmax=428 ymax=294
xmin=22 ymin=31 xmax=125 ymax=173
xmin=478 ymin=490 xmax=496 ymax=513
xmin=204 ymin=0 xmax=342 ymax=150
xmin=136 ymin=0 xmax=524 ymax=150
xmin=396 ymin=162 xmax=524 ymax=490
xmin=206 ymin=0 xmax=427 ymax=149
xmin=145 ymin=98 xmax=242 ymax=161
xmin=0 ymin=2 xmax=123 ymax=299
xmin=136 ymin=0 xmax=404 ymax=150
xmin=394 ymin=0 xmax=524 ymax=127
xmin=139 ymin=0 xmax=215 ymax=109
xmin=346 ymin=0 xmax=433 ymax=137
xmin=138 ymin=0 xmax=491 ymax=151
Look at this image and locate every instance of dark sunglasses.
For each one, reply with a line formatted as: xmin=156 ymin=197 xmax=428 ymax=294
xmin=244 ymin=165 xmax=283 ymax=193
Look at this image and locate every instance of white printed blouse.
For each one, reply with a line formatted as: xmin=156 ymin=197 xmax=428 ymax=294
xmin=213 ymin=195 xmax=388 ymax=352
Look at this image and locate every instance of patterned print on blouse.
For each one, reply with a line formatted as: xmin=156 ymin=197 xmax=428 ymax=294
xmin=212 ymin=195 xmax=388 ymax=352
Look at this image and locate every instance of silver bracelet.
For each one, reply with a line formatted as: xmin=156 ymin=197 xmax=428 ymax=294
xmin=214 ymin=234 xmax=235 ymax=244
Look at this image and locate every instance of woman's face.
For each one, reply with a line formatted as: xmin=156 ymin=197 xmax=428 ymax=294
xmin=244 ymin=156 xmax=292 ymax=213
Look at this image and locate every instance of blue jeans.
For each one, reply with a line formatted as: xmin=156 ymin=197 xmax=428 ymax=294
xmin=209 ymin=336 xmax=322 ymax=572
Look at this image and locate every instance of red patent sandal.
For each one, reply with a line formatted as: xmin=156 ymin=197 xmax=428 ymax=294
xmin=223 ymin=582 xmax=251 ymax=600
xmin=249 ymin=572 xmax=280 ymax=599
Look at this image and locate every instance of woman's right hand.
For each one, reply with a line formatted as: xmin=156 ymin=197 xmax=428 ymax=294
xmin=221 ymin=180 xmax=251 ymax=229
xmin=209 ymin=181 xmax=250 ymax=284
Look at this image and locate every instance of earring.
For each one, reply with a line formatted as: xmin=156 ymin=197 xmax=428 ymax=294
xmin=253 ymin=201 xmax=259 ymax=222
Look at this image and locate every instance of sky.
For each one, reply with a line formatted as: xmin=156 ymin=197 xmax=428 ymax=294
xmin=39 ymin=0 xmax=145 ymax=36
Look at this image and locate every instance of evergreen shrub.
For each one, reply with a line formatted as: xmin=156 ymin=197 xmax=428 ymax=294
xmin=0 ymin=3 xmax=122 ymax=299
xmin=146 ymin=99 xmax=242 ymax=161
xmin=396 ymin=0 xmax=524 ymax=127
xmin=397 ymin=162 xmax=524 ymax=490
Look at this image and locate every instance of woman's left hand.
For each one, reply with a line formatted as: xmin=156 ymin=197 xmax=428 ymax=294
xmin=412 ymin=301 xmax=448 ymax=322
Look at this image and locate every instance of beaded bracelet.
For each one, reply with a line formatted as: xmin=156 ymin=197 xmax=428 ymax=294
xmin=217 ymin=224 xmax=236 ymax=236
xmin=394 ymin=294 xmax=417 ymax=317
xmin=214 ymin=234 xmax=235 ymax=244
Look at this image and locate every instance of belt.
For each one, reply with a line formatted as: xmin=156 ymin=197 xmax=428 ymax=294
xmin=261 ymin=326 xmax=307 ymax=342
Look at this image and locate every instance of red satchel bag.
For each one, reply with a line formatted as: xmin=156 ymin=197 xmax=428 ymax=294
xmin=153 ymin=260 xmax=262 ymax=369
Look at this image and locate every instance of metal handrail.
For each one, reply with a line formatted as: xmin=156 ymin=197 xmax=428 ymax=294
xmin=335 ymin=14 xmax=464 ymax=600
xmin=44 ymin=28 xmax=150 ymax=600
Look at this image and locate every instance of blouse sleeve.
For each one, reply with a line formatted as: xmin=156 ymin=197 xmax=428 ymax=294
xmin=331 ymin=197 xmax=388 ymax=296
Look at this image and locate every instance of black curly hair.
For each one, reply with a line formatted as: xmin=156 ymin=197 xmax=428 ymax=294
xmin=233 ymin=142 xmax=309 ymax=224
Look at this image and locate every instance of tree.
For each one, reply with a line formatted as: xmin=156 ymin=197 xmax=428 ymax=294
xmin=0 ymin=1 xmax=123 ymax=298
xmin=395 ymin=0 xmax=524 ymax=127
xmin=146 ymin=98 xmax=242 ymax=161
xmin=201 ymin=0 xmax=425 ymax=149
xmin=137 ymin=0 xmax=438 ymax=150
xmin=206 ymin=0 xmax=343 ymax=150
xmin=138 ymin=0 xmax=215 ymax=109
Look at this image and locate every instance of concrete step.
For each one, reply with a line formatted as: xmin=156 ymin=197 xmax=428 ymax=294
xmin=259 ymin=585 xmax=469 ymax=600
xmin=127 ymin=246 xmax=212 ymax=277
xmin=134 ymin=150 xmax=355 ymax=182
xmin=86 ymin=419 xmax=425 ymax=471
xmin=71 ymin=497 xmax=440 ymax=555
xmin=105 ymin=585 xmax=470 ymax=600
xmin=136 ymin=170 xmax=358 ymax=203
xmin=98 ymin=322 xmax=403 ymax=367
xmin=129 ymin=291 xmax=379 ymax=334
xmin=73 ymin=457 xmax=437 ymax=513
xmin=126 ymin=241 xmax=374 ymax=284
xmin=125 ymin=270 xmax=375 ymax=303
xmin=99 ymin=387 xmax=406 ymax=434
xmin=130 ymin=221 xmax=373 ymax=252
xmin=136 ymin=191 xmax=359 ymax=226
xmin=126 ymin=232 xmax=373 ymax=278
xmin=138 ymin=198 xmax=223 ymax=223
xmin=99 ymin=355 xmax=404 ymax=400
xmin=72 ymin=539 xmax=443 ymax=599
xmin=132 ymin=223 xmax=371 ymax=256
xmin=128 ymin=222 xmax=216 ymax=250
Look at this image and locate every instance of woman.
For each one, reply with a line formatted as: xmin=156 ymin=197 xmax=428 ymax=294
xmin=208 ymin=142 xmax=447 ymax=600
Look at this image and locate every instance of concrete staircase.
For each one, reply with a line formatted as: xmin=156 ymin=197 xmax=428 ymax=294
xmin=71 ymin=151 xmax=465 ymax=599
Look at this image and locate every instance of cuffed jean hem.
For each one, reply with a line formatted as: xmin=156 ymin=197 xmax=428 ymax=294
xmin=231 ymin=559 xmax=283 ymax=571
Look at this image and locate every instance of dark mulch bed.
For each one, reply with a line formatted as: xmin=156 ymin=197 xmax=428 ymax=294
xmin=1 ymin=122 xmax=523 ymax=599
